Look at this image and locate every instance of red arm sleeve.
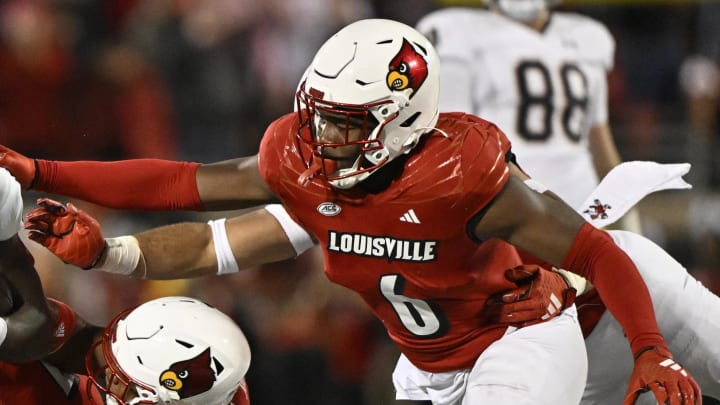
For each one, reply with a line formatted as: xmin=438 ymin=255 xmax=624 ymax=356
xmin=561 ymin=222 xmax=665 ymax=353
xmin=35 ymin=159 xmax=204 ymax=211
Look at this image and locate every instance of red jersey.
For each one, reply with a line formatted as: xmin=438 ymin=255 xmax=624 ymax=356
xmin=259 ymin=112 xmax=524 ymax=372
xmin=0 ymin=361 xmax=101 ymax=404
xmin=233 ymin=378 xmax=251 ymax=405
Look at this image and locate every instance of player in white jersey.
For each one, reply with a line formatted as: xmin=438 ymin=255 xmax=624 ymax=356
xmin=416 ymin=0 xmax=617 ymax=209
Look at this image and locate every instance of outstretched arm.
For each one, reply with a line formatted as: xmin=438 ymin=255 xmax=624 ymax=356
xmin=126 ymin=207 xmax=302 ymax=279
xmin=0 ymin=145 xmax=277 ymax=211
xmin=25 ymin=199 xmax=310 ymax=280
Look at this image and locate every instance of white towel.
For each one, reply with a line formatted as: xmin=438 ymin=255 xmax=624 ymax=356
xmin=575 ymin=161 xmax=692 ymax=229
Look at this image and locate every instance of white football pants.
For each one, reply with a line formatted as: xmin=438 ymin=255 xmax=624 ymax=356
xmin=393 ymin=305 xmax=587 ymax=405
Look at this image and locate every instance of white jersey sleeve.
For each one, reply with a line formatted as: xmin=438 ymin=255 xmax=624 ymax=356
xmin=551 ymin=13 xmax=615 ymax=71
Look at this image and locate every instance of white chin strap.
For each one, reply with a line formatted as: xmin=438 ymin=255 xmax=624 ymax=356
xmin=495 ymin=0 xmax=548 ymax=22
xmin=329 ymin=168 xmax=371 ymax=189
xmin=104 ymin=385 xmax=164 ymax=405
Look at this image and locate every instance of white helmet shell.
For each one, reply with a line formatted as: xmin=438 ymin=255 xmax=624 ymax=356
xmin=296 ymin=18 xmax=440 ymax=189
xmin=90 ymin=296 xmax=251 ymax=405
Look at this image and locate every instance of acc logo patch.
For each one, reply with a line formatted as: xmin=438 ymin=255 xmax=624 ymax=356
xmin=386 ymin=38 xmax=428 ymax=97
xmin=317 ymin=202 xmax=342 ymax=217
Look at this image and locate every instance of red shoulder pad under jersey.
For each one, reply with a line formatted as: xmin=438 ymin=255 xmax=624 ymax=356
xmin=257 ymin=113 xmax=324 ymax=228
xmin=47 ymin=298 xmax=77 ymax=354
xmin=434 ymin=112 xmax=512 ymax=210
xmin=258 ymin=112 xmax=511 ymax=229
xmin=258 ymin=113 xmax=305 ymax=187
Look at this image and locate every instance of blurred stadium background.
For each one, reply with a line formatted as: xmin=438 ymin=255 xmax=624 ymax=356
xmin=2 ymin=0 xmax=718 ymax=403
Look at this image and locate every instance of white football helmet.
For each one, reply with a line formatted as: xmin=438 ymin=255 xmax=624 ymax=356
xmin=0 ymin=168 xmax=22 ymax=241
xmin=484 ymin=0 xmax=559 ymax=23
xmin=86 ymin=296 xmax=251 ymax=405
xmin=295 ymin=18 xmax=440 ymax=189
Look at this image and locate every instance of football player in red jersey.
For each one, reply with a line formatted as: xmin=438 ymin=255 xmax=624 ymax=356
xmin=0 ymin=169 xmax=252 ymax=405
xmin=0 ymin=19 xmax=701 ymax=404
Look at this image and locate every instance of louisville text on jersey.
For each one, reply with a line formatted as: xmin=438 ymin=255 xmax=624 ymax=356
xmin=327 ymin=231 xmax=437 ymax=262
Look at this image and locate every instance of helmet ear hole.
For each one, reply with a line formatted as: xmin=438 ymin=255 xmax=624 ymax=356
xmin=400 ymin=112 xmax=421 ymax=128
xmin=214 ymin=357 xmax=225 ymax=375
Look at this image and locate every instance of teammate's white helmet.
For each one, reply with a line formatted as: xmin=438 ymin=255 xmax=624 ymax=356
xmin=484 ymin=0 xmax=559 ymax=23
xmin=86 ymin=297 xmax=251 ymax=405
xmin=0 ymin=168 xmax=22 ymax=241
xmin=295 ymin=18 xmax=440 ymax=189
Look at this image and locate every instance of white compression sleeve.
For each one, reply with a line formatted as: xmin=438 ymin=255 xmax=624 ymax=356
xmin=264 ymin=204 xmax=315 ymax=255
xmin=208 ymin=218 xmax=240 ymax=275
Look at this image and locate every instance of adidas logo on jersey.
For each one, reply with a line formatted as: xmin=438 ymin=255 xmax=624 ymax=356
xmin=54 ymin=322 xmax=65 ymax=338
xmin=400 ymin=209 xmax=421 ymax=224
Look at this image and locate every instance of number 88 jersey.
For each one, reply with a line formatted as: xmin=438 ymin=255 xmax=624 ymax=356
xmin=417 ymin=8 xmax=615 ymax=208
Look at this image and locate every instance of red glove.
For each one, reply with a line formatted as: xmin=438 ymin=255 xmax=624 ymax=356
xmin=0 ymin=145 xmax=36 ymax=190
xmin=23 ymin=198 xmax=106 ymax=269
xmin=623 ymin=345 xmax=701 ymax=405
xmin=486 ymin=265 xmax=577 ymax=327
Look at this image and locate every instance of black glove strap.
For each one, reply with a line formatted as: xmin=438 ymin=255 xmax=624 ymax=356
xmin=633 ymin=345 xmax=657 ymax=360
xmin=83 ymin=241 xmax=109 ymax=270
xmin=28 ymin=159 xmax=40 ymax=190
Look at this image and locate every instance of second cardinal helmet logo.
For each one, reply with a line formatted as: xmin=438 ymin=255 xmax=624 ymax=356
xmin=386 ymin=38 xmax=429 ymax=98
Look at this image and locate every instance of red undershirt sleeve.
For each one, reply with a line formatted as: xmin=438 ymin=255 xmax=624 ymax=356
xmin=561 ymin=222 xmax=666 ymax=353
xmin=35 ymin=159 xmax=204 ymax=211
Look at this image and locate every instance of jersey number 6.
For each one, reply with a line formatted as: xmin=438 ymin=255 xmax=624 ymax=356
xmin=379 ymin=274 xmax=449 ymax=338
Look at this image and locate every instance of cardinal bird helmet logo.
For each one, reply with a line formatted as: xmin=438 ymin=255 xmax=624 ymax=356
xmin=159 ymin=348 xmax=217 ymax=398
xmin=386 ymin=38 xmax=429 ymax=97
